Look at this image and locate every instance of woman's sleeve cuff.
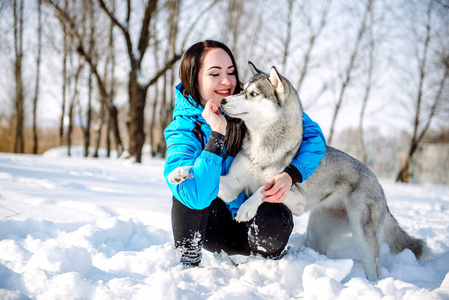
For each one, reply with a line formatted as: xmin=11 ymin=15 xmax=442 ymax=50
xmin=283 ymin=165 xmax=303 ymax=185
xmin=204 ymin=131 xmax=225 ymax=157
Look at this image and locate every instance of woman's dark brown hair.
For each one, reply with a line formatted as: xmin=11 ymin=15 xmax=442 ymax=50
xmin=179 ymin=40 xmax=246 ymax=157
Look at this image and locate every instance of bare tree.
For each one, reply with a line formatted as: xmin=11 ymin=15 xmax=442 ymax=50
xmin=45 ymin=0 xmax=125 ymax=156
xmin=58 ymin=0 xmax=68 ymax=146
xmin=13 ymin=0 xmax=25 ymax=154
xmin=358 ymin=6 xmax=375 ymax=165
xmin=105 ymin=24 xmax=116 ymax=158
xmin=280 ymin=0 xmax=294 ymax=74
xmin=327 ymin=0 xmax=373 ymax=145
xmin=296 ymin=0 xmax=332 ymax=93
xmin=93 ymin=0 xmax=116 ymax=158
xmin=97 ymin=0 xmax=220 ymax=161
xmin=396 ymin=0 xmax=449 ymax=182
xmin=222 ymin=0 xmax=244 ymax=56
xmin=82 ymin=0 xmax=95 ymax=157
xmin=94 ymin=0 xmax=116 ymax=158
xmin=67 ymin=58 xmax=84 ymax=157
xmin=97 ymin=0 xmax=182 ymax=163
xmin=149 ymin=17 xmax=161 ymax=158
xmin=154 ymin=0 xmax=181 ymax=157
xmin=32 ymin=0 xmax=42 ymax=154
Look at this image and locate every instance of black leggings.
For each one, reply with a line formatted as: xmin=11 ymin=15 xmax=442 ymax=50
xmin=171 ymin=197 xmax=293 ymax=265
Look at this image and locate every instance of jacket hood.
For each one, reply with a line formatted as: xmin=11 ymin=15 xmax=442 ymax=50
xmin=173 ymin=83 xmax=205 ymax=121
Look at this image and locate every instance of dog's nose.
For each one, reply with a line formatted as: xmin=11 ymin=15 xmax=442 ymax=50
xmin=220 ymin=99 xmax=227 ymax=105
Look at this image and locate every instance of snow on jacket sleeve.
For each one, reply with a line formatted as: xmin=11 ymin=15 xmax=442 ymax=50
xmin=163 ymin=121 xmax=223 ymax=210
xmin=287 ymin=112 xmax=326 ymax=182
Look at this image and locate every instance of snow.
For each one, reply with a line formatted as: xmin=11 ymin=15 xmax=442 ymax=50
xmin=0 ymin=148 xmax=448 ymax=299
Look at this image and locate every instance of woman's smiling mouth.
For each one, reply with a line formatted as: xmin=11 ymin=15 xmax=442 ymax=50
xmin=215 ymin=89 xmax=231 ymax=96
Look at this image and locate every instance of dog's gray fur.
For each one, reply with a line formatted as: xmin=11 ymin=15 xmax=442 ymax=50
xmin=216 ymin=62 xmax=426 ymax=281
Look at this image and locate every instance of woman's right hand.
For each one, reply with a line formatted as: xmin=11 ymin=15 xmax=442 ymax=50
xmin=202 ymin=100 xmax=227 ymax=135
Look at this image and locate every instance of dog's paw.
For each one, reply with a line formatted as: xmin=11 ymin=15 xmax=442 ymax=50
xmin=168 ymin=166 xmax=194 ymax=184
xmin=235 ymin=201 xmax=259 ymax=222
xmin=235 ymin=190 xmax=264 ymax=222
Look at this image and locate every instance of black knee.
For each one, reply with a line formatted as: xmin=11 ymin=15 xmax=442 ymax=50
xmin=247 ymin=202 xmax=293 ymax=258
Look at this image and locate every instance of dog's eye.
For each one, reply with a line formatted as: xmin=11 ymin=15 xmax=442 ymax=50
xmin=250 ymin=92 xmax=258 ymax=97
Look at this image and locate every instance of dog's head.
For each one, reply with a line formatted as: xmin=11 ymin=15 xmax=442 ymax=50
xmin=220 ymin=62 xmax=300 ymax=128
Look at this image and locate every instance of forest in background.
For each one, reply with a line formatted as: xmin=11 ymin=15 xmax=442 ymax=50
xmin=0 ymin=0 xmax=448 ymax=183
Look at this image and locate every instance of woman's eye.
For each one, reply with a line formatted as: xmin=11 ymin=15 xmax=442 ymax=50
xmin=250 ymin=92 xmax=258 ymax=97
xmin=210 ymin=74 xmax=219 ymax=77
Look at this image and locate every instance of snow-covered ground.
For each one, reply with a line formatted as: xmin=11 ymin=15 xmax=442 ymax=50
xmin=0 ymin=148 xmax=448 ymax=299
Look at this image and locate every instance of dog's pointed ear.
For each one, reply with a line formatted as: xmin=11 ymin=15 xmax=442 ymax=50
xmin=268 ymin=67 xmax=284 ymax=94
xmin=248 ymin=61 xmax=262 ymax=75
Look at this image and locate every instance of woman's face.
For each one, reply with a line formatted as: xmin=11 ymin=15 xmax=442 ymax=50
xmin=197 ymin=48 xmax=237 ymax=107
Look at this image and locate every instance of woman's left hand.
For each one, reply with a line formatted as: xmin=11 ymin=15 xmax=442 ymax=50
xmin=261 ymin=172 xmax=292 ymax=203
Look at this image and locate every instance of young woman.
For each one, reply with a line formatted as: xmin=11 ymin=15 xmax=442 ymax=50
xmin=163 ymin=40 xmax=326 ymax=266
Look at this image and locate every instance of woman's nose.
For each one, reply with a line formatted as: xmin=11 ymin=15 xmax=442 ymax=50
xmin=221 ymin=75 xmax=231 ymax=85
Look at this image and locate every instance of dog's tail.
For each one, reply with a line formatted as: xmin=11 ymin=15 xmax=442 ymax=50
xmin=383 ymin=206 xmax=429 ymax=260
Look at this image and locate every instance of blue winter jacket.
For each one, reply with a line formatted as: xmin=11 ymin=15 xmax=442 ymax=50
xmin=164 ymin=83 xmax=326 ymax=215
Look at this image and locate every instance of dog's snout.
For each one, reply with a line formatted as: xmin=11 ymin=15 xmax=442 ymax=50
xmin=220 ymin=99 xmax=227 ymax=105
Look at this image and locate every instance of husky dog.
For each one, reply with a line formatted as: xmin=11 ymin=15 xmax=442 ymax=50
xmin=216 ymin=62 xmax=426 ymax=281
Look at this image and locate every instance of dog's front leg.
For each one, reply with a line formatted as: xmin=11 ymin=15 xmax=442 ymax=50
xmin=218 ymin=155 xmax=251 ymax=203
xmin=235 ymin=184 xmax=306 ymax=222
xmin=283 ymin=184 xmax=306 ymax=216
xmin=218 ymin=174 xmax=244 ymax=203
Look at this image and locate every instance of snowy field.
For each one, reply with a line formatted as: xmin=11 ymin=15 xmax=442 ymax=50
xmin=0 ymin=148 xmax=448 ymax=299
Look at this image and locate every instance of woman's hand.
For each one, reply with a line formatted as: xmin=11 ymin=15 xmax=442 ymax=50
xmin=261 ymin=172 xmax=293 ymax=203
xmin=202 ymin=100 xmax=227 ymax=135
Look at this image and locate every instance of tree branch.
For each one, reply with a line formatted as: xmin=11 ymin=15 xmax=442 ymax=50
xmin=144 ymin=52 xmax=182 ymax=89
xmin=97 ymin=0 xmax=135 ymax=68
xmin=181 ymin=0 xmax=221 ymax=50
xmin=45 ymin=0 xmax=114 ymax=111
xmin=137 ymin=0 xmax=158 ymax=64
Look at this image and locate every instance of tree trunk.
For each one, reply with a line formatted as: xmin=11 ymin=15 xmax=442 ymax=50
xmin=32 ymin=0 xmax=42 ymax=154
xmin=58 ymin=0 xmax=69 ymax=146
xmin=156 ymin=73 xmax=168 ymax=157
xmin=67 ymin=63 xmax=83 ymax=157
xmin=109 ymin=105 xmax=123 ymax=156
xmin=67 ymin=96 xmax=74 ymax=157
xmin=83 ymin=0 xmax=95 ymax=157
xmin=395 ymin=142 xmax=418 ymax=183
xmin=93 ymin=102 xmax=105 ymax=158
xmin=13 ymin=0 xmax=24 ymax=154
xmin=359 ymin=7 xmax=375 ymax=166
xmin=106 ymin=116 xmax=111 ymax=157
xmin=106 ymin=0 xmax=115 ymax=158
xmin=149 ymin=83 xmax=158 ymax=157
xmin=128 ymin=76 xmax=149 ymax=162
xmin=84 ymin=69 xmax=93 ymax=157
xmin=396 ymin=157 xmax=412 ymax=183
xmin=281 ymin=0 xmax=294 ymax=74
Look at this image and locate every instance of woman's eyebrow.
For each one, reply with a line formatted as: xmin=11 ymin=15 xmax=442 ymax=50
xmin=207 ymin=65 xmax=234 ymax=71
